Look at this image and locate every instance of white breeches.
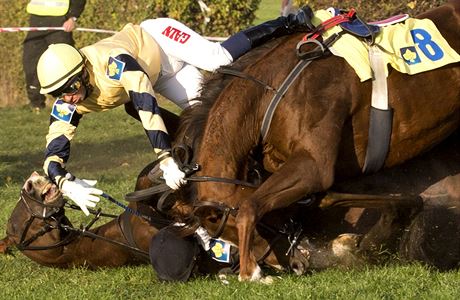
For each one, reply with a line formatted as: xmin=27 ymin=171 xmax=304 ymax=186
xmin=140 ymin=18 xmax=233 ymax=109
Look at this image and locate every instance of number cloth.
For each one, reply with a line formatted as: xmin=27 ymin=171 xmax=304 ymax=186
xmin=311 ymin=9 xmax=460 ymax=81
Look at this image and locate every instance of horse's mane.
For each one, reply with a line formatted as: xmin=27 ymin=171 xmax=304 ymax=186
xmin=171 ymin=37 xmax=289 ymax=232
xmin=174 ymin=37 xmax=287 ymax=150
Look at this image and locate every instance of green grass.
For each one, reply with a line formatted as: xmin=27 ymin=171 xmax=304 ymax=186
xmin=1 ymin=101 xmax=459 ymax=300
xmin=1 ymin=2 xmax=460 ymax=299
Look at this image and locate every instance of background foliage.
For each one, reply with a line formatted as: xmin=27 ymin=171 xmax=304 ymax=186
xmin=0 ymin=0 xmax=261 ymax=107
xmin=295 ymin=0 xmax=445 ymax=19
xmin=0 ymin=0 xmax=447 ymax=108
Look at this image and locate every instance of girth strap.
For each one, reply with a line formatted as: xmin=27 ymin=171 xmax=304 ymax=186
xmin=363 ymin=45 xmax=393 ymax=173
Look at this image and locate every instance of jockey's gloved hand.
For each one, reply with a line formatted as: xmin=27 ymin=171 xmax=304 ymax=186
xmin=61 ymin=177 xmax=103 ymax=216
xmin=195 ymin=226 xmax=212 ymax=251
xmin=159 ymin=156 xmax=186 ymax=190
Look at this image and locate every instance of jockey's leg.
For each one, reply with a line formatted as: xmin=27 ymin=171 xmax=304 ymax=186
xmin=221 ymin=6 xmax=315 ymax=59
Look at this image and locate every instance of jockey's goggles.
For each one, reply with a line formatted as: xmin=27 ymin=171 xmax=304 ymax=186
xmin=50 ymin=73 xmax=83 ymax=98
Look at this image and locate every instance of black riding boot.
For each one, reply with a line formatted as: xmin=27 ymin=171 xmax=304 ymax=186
xmin=221 ymin=6 xmax=315 ymax=60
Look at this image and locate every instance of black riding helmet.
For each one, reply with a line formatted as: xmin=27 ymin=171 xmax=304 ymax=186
xmin=149 ymin=226 xmax=200 ymax=282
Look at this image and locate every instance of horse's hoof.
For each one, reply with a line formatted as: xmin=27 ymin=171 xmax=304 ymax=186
xmin=218 ymin=274 xmax=230 ymax=285
xmin=260 ymin=276 xmax=274 ymax=285
xmin=331 ymin=233 xmax=361 ymax=257
xmin=238 ymin=264 xmax=263 ymax=282
xmin=330 ymin=233 xmax=365 ymax=268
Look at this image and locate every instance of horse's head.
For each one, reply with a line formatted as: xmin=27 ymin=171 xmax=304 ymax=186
xmin=22 ymin=171 xmax=64 ymax=209
xmin=5 ymin=171 xmax=71 ymax=257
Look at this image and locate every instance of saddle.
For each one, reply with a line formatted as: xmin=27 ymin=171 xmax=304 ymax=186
xmin=296 ymin=8 xmax=408 ymax=174
xmin=300 ymin=8 xmax=408 ymax=49
xmin=331 ymin=7 xmax=381 ymax=38
xmin=330 ymin=8 xmax=408 ymax=38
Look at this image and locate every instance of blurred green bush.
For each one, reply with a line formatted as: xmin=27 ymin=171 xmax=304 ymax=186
xmin=0 ymin=0 xmax=446 ymax=107
xmin=0 ymin=0 xmax=260 ymax=107
xmin=294 ymin=0 xmax=445 ymax=20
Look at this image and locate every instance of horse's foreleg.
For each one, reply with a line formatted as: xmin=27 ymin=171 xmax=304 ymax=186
xmin=236 ymin=151 xmax=333 ymax=281
xmin=236 ymin=202 xmax=263 ymax=281
xmin=255 ymin=151 xmax=332 ymax=215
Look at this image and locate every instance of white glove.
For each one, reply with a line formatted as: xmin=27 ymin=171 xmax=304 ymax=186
xmin=61 ymin=178 xmax=103 ymax=216
xmin=195 ymin=226 xmax=212 ymax=251
xmin=159 ymin=156 xmax=186 ymax=190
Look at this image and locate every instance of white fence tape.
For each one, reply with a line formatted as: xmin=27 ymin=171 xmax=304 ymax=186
xmin=0 ymin=26 xmax=228 ymax=41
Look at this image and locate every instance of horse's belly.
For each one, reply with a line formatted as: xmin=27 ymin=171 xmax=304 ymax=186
xmin=386 ymin=119 xmax=459 ymax=167
xmin=334 ymin=70 xmax=460 ymax=178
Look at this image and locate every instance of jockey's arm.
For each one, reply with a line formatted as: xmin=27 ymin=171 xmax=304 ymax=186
xmin=113 ymin=53 xmax=186 ymax=189
xmin=44 ymin=105 xmax=102 ymax=216
xmin=44 ymin=105 xmax=82 ymax=188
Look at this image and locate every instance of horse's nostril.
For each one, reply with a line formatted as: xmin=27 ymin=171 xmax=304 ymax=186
xmin=290 ymin=261 xmax=305 ymax=275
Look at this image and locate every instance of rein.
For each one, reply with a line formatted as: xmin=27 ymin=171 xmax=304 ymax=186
xmin=186 ymin=175 xmax=259 ymax=188
xmin=124 ymin=155 xmax=259 ymax=205
xmin=14 ymin=189 xmax=155 ymax=257
xmin=218 ymin=67 xmax=278 ymax=93
xmin=260 ymin=57 xmax=313 ymax=141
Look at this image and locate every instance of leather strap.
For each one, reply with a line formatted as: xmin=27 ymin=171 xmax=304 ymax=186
xmin=363 ymin=45 xmax=393 ymax=173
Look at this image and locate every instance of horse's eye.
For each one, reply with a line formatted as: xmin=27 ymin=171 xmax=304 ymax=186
xmin=208 ymin=216 xmax=219 ymax=223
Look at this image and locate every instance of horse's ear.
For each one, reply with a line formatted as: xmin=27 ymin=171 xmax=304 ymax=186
xmin=23 ymin=171 xmax=40 ymax=192
xmin=23 ymin=179 xmax=33 ymax=193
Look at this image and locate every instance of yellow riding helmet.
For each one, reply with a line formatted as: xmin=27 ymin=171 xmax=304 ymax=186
xmin=37 ymin=44 xmax=85 ymax=95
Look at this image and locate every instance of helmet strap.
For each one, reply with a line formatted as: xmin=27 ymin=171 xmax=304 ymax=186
xmin=81 ymin=67 xmax=93 ymax=100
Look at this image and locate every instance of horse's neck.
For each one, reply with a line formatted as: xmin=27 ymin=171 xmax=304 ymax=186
xmin=199 ymin=101 xmax=254 ymax=173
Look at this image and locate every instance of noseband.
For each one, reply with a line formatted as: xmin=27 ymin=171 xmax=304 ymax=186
xmin=16 ymin=189 xmax=75 ymax=251
xmin=20 ymin=189 xmax=64 ymax=219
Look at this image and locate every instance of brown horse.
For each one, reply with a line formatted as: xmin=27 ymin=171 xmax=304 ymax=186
xmin=2 ymin=140 xmax=459 ymax=275
xmin=169 ymin=1 xmax=460 ymax=280
xmin=0 ymin=171 xmax=163 ymax=269
xmin=0 ymin=170 xmax=313 ymax=275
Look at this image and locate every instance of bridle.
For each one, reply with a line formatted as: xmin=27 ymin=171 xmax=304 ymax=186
xmin=16 ymin=189 xmax=76 ymax=251
xmin=13 ymin=189 xmax=152 ymax=258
